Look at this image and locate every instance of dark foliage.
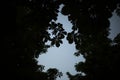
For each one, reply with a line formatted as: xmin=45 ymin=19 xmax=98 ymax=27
xmin=60 ymin=0 xmax=120 ymax=80
xmin=2 ymin=0 xmax=63 ymax=80
xmin=2 ymin=0 xmax=120 ymax=80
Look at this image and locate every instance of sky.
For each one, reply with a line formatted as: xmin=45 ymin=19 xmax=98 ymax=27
xmin=37 ymin=12 xmax=85 ymax=80
xmin=109 ymin=12 xmax=120 ymax=39
xmin=37 ymin=7 xmax=120 ymax=80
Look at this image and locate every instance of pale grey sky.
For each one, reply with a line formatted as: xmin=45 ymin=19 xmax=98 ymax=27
xmin=37 ymin=8 xmax=120 ymax=80
xmin=37 ymin=12 xmax=85 ymax=80
xmin=109 ymin=12 xmax=120 ymax=39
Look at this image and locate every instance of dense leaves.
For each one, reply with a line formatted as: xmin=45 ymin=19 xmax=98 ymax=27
xmin=3 ymin=0 xmax=63 ymax=80
xmin=3 ymin=0 xmax=120 ymax=80
xmin=60 ymin=0 xmax=120 ymax=80
xmin=49 ymin=22 xmax=67 ymax=47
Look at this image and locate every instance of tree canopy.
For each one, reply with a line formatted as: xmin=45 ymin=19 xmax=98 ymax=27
xmin=3 ymin=0 xmax=62 ymax=80
xmin=60 ymin=0 xmax=120 ymax=80
xmin=2 ymin=0 xmax=120 ymax=80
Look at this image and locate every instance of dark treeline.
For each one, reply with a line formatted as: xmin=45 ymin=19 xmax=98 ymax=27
xmin=2 ymin=0 xmax=120 ymax=80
